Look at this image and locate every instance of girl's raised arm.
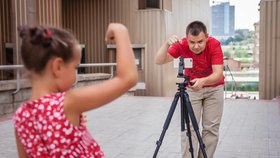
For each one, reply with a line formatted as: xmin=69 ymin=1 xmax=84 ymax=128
xmin=65 ymin=23 xmax=138 ymax=114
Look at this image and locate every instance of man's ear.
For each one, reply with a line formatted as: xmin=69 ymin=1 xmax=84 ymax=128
xmin=51 ymin=57 xmax=64 ymax=78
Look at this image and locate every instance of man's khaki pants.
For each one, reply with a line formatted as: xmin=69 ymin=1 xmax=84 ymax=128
xmin=181 ymin=85 xmax=224 ymax=158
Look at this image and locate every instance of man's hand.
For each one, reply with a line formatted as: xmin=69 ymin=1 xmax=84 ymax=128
xmin=190 ymin=78 xmax=205 ymax=91
xmin=154 ymin=35 xmax=178 ymax=65
xmin=166 ymin=35 xmax=180 ymax=46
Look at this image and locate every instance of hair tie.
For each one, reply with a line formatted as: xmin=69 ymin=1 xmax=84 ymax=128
xmin=44 ymin=30 xmax=52 ymax=39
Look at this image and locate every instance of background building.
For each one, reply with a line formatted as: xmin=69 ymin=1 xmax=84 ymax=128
xmin=211 ymin=1 xmax=235 ymax=39
xmin=1 ymin=0 xmax=279 ymax=101
xmin=0 ymin=0 xmax=211 ymax=97
xmin=259 ymin=0 xmax=280 ymax=100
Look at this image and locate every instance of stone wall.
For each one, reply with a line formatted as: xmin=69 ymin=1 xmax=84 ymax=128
xmin=0 ymin=73 xmax=111 ymax=115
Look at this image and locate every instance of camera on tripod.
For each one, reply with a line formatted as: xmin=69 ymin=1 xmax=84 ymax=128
xmin=176 ymin=56 xmax=196 ymax=86
xmin=176 ymin=56 xmax=193 ymax=78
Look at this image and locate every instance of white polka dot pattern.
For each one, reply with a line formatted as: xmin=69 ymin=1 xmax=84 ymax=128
xmin=14 ymin=92 xmax=104 ymax=158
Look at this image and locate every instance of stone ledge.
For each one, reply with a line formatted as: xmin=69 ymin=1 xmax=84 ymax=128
xmin=0 ymin=73 xmax=111 ymax=91
xmin=77 ymin=73 xmax=111 ymax=81
xmin=0 ymin=73 xmax=112 ymax=115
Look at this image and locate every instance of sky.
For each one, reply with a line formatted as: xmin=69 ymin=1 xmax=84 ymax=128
xmin=211 ymin=0 xmax=260 ymax=30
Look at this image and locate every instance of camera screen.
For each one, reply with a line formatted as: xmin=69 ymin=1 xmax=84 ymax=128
xmin=173 ymin=58 xmax=193 ymax=68
xmin=184 ymin=58 xmax=193 ymax=68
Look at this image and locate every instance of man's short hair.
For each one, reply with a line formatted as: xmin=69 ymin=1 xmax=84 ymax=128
xmin=186 ymin=21 xmax=207 ymax=36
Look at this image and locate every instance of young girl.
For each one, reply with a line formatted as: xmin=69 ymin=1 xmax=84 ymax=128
xmin=14 ymin=23 xmax=138 ymax=158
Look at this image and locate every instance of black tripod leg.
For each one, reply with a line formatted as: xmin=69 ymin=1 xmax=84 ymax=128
xmin=181 ymin=94 xmax=194 ymax=158
xmin=181 ymin=94 xmax=185 ymax=131
xmin=153 ymin=92 xmax=180 ymax=158
xmin=183 ymin=93 xmax=208 ymax=158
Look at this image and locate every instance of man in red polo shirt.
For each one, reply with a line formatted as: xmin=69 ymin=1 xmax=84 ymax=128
xmin=155 ymin=21 xmax=224 ymax=158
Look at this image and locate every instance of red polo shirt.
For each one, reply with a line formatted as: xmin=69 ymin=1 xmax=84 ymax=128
xmin=168 ymin=37 xmax=224 ymax=87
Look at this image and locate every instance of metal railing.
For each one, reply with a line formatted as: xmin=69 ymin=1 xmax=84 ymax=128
xmin=0 ymin=63 xmax=117 ymax=94
xmin=224 ymin=65 xmax=237 ymax=99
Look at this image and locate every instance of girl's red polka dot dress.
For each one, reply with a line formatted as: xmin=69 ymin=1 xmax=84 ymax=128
xmin=14 ymin=92 xmax=104 ymax=158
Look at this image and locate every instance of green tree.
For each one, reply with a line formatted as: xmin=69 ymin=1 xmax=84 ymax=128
xmin=223 ymin=50 xmax=230 ymax=58
xmin=234 ymin=47 xmax=249 ymax=58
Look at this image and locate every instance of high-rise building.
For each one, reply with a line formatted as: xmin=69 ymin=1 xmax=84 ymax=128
xmin=211 ymin=1 xmax=235 ymax=39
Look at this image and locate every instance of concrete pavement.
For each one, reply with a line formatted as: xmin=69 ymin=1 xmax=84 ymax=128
xmin=0 ymin=96 xmax=279 ymax=158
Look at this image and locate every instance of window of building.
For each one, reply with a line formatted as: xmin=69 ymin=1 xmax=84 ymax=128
xmin=138 ymin=0 xmax=172 ymax=11
xmin=133 ymin=48 xmax=143 ymax=70
xmin=139 ymin=0 xmax=161 ymax=9
xmin=78 ymin=44 xmax=86 ymax=74
xmin=3 ymin=43 xmax=14 ymax=80
xmin=107 ymin=44 xmax=145 ymax=70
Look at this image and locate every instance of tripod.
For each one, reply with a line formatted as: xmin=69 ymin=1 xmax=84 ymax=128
xmin=153 ymin=76 xmax=208 ymax=158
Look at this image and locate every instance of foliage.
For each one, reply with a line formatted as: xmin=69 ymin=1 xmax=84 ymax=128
xmin=220 ymin=29 xmax=253 ymax=46
xmin=225 ymin=82 xmax=259 ymax=91
xmin=220 ymin=29 xmax=255 ymax=62
xmin=234 ymin=47 xmax=249 ymax=58
xmin=223 ymin=50 xmax=231 ymax=58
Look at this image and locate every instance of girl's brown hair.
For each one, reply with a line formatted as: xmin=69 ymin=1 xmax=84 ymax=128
xmin=18 ymin=26 xmax=79 ymax=73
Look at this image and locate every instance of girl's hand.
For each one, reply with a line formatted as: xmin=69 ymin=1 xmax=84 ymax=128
xmin=105 ymin=23 xmax=127 ymax=43
xmin=81 ymin=113 xmax=87 ymax=127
